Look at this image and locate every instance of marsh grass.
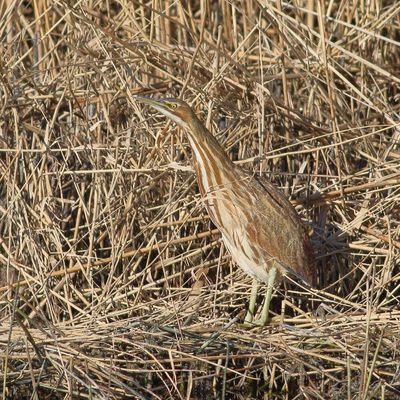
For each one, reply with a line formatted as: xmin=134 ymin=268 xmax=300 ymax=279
xmin=0 ymin=1 xmax=399 ymax=398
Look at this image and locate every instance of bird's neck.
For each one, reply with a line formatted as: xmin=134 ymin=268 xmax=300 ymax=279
xmin=185 ymin=116 xmax=239 ymax=196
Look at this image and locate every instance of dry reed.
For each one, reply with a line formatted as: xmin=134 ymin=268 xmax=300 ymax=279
xmin=0 ymin=0 xmax=399 ymax=399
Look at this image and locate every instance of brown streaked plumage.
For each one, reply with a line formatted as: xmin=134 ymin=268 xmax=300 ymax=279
xmin=135 ymin=96 xmax=316 ymax=325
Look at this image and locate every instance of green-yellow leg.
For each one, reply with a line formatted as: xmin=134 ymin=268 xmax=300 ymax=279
xmin=244 ymin=279 xmax=259 ymax=325
xmin=258 ymin=266 xmax=277 ymax=326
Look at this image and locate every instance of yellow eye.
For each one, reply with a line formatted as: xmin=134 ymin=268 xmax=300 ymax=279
xmin=169 ymin=103 xmax=178 ymax=110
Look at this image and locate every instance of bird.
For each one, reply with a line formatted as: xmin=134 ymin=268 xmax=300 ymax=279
xmin=135 ymin=96 xmax=316 ymax=326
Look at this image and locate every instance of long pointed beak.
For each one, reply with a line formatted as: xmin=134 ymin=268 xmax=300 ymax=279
xmin=134 ymin=95 xmax=164 ymax=109
xmin=134 ymin=95 xmax=188 ymax=128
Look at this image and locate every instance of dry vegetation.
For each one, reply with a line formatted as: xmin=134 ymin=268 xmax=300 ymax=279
xmin=1 ymin=0 xmax=400 ymax=399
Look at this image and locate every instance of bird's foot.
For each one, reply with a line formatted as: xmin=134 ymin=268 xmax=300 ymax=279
xmin=243 ymin=309 xmax=255 ymax=326
xmin=241 ymin=311 xmax=270 ymax=329
xmin=240 ymin=314 xmax=280 ymax=330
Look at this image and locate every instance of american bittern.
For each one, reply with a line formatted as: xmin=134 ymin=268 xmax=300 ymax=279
xmin=136 ymin=96 xmax=316 ymax=325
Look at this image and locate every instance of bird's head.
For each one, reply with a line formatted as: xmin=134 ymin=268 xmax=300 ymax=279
xmin=135 ymin=96 xmax=194 ymax=129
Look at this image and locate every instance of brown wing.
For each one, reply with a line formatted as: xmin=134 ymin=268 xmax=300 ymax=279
xmin=249 ymin=173 xmax=316 ymax=286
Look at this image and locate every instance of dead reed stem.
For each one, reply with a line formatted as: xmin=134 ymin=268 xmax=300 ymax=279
xmin=0 ymin=1 xmax=399 ymax=398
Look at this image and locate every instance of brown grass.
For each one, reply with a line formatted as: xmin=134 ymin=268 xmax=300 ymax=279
xmin=1 ymin=0 xmax=399 ymax=399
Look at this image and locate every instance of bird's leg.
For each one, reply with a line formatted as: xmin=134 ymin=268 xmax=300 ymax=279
xmin=244 ymin=279 xmax=259 ymax=324
xmin=258 ymin=266 xmax=277 ymax=326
